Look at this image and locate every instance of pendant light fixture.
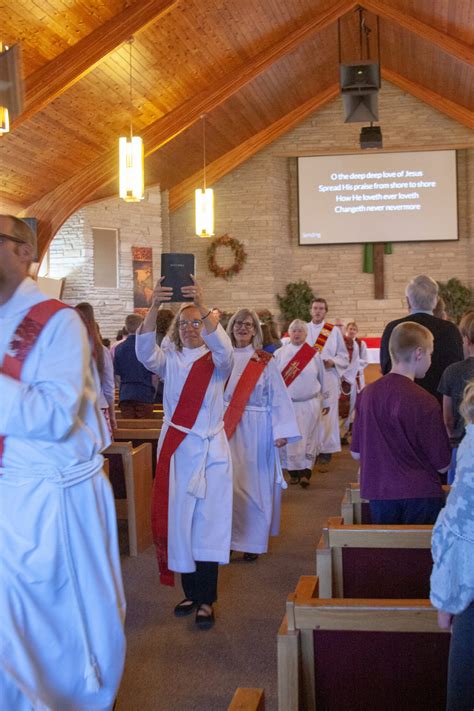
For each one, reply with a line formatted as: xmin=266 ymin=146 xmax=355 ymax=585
xmin=195 ymin=114 xmax=214 ymax=237
xmin=0 ymin=43 xmax=10 ymax=134
xmin=119 ymin=38 xmax=144 ymax=202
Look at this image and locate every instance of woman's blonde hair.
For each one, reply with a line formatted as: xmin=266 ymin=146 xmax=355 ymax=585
xmin=227 ymin=308 xmax=263 ymax=349
xmin=168 ymin=304 xmax=202 ymax=352
xmin=460 ymin=379 xmax=474 ymax=425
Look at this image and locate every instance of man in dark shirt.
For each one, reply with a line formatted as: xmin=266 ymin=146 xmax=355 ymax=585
xmin=380 ymin=275 xmax=463 ymax=404
xmin=114 ymin=313 xmax=155 ymax=418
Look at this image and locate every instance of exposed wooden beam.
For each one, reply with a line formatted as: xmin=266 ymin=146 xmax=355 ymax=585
xmin=12 ymin=0 xmax=179 ymax=130
xmin=382 ymin=68 xmax=474 ymax=130
xmin=24 ymin=0 xmax=358 ymax=258
xmin=168 ymin=84 xmax=340 ymax=212
xmin=362 ymin=0 xmax=474 ymax=66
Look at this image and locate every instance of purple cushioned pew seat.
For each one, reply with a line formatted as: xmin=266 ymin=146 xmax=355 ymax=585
xmin=313 ymin=630 xmax=449 ymax=710
xmin=341 ymin=547 xmax=432 ymax=598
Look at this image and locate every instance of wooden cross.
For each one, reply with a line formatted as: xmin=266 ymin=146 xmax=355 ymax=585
xmin=373 ymin=243 xmax=385 ymax=300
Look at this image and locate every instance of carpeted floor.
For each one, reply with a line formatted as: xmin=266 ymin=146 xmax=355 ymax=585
xmin=116 ymin=448 xmax=359 ymax=710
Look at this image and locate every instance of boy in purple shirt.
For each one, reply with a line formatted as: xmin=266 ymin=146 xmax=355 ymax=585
xmin=351 ymin=321 xmax=451 ymax=524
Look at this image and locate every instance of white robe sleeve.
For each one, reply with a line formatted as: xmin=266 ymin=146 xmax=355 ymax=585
xmin=342 ymin=341 xmax=359 ymax=386
xmin=316 ymin=354 xmax=330 ymax=409
xmin=202 ymin=323 xmax=234 ymax=377
xmin=358 ymin=341 xmax=369 ymax=370
xmin=101 ymin=345 xmax=115 ymax=409
xmin=135 ymin=328 xmax=167 ymax=378
xmin=267 ymin=359 xmax=301 ymax=443
xmin=325 ymin=327 xmax=349 ymax=379
xmin=0 ymin=311 xmax=94 ymax=441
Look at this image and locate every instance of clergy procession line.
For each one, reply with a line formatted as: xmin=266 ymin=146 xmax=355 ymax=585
xmin=133 ymin=276 xmax=358 ymax=628
xmin=2 ymin=214 xmax=474 ymax=710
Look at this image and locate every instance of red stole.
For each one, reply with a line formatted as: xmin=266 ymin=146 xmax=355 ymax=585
xmin=0 ymin=299 xmax=69 ymax=466
xmin=313 ymin=322 xmax=334 ymax=353
xmin=152 ymin=351 xmax=215 ymax=586
xmin=281 ymin=342 xmax=316 ymax=387
xmin=223 ymin=349 xmax=272 ymax=440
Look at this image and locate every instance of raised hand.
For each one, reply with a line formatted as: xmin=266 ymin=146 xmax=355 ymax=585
xmin=152 ymin=277 xmax=173 ymax=307
xmin=181 ymin=275 xmax=204 ymax=308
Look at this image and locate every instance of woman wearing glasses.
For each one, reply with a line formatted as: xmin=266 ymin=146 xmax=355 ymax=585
xmin=136 ymin=277 xmax=233 ymax=630
xmin=224 ymin=309 xmax=300 ymax=561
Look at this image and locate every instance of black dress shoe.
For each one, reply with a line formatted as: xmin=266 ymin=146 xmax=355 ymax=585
xmin=174 ymin=599 xmax=197 ymax=617
xmin=195 ymin=604 xmax=215 ymax=630
xmin=243 ymin=552 xmax=259 ymax=561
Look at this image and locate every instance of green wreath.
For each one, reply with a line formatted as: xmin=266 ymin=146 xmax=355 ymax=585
xmin=207 ymin=234 xmax=247 ymax=280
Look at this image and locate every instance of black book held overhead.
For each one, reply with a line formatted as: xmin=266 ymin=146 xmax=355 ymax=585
xmin=161 ymin=253 xmax=195 ymax=302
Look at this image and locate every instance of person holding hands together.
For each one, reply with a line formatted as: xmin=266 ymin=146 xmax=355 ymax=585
xmin=136 ymin=276 xmax=234 ymax=629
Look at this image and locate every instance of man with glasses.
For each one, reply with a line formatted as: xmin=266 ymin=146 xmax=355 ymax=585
xmin=0 ymin=215 xmax=125 ymax=709
xmin=136 ymin=276 xmax=233 ymax=629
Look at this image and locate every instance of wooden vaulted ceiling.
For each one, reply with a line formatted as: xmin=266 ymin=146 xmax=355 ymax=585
xmin=0 ymin=0 xmax=472 ymax=259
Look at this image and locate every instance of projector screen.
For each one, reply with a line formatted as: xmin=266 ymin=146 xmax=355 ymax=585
xmin=298 ymin=150 xmax=458 ymax=245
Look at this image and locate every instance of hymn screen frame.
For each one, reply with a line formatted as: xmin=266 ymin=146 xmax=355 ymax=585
xmin=93 ymin=227 xmax=119 ymax=288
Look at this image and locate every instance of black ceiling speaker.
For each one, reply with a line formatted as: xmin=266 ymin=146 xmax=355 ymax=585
xmin=342 ymin=92 xmax=379 ymax=123
xmin=340 ymin=61 xmax=380 ymax=123
xmin=0 ymin=44 xmax=24 ymax=121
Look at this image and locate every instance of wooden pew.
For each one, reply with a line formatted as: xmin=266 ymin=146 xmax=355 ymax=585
xmin=316 ymin=516 xmax=433 ymax=598
xmin=341 ymin=483 xmax=451 ymax=525
xmin=278 ymin=576 xmax=449 ymax=711
xmin=103 ymin=441 xmax=153 ymax=556
xmin=114 ymin=427 xmax=161 ymax=472
xmin=228 ymin=688 xmax=265 ymax=710
xmin=114 ymin=419 xmax=162 ymax=430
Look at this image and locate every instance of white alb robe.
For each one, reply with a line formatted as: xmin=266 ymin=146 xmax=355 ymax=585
xmin=224 ymin=346 xmax=301 ymax=554
xmin=274 ymin=343 xmax=329 ymax=470
xmin=135 ymin=325 xmax=233 ymax=572
xmin=306 ymin=321 xmax=349 ymax=454
xmin=0 ymin=278 xmax=125 ymax=711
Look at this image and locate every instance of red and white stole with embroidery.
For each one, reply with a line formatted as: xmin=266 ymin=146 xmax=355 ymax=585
xmin=152 ymin=351 xmax=215 ymax=586
xmin=281 ymin=342 xmax=317 ymax=387
xmin=223 ymin=349 xmax=272 ymax=440
xmin=313 ymin=322 xmax=334 ymax=353
xmin=0 ymin=299 xmax=69 ymax=466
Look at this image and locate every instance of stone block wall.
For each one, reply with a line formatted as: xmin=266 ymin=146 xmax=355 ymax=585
xmin=43 ymin=187 xmax=165 ymax=338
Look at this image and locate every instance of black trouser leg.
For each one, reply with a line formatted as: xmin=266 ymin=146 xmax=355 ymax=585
xmin=288 ymin=469 xmax=301 ymax=480
xmin=303 ymin=468 xmax=312 ymax=480
xmin=181 ymin=561 xmax=218 ymax=605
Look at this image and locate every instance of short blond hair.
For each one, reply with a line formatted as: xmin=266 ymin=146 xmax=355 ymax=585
xmin=460 ymin=380 xmax=474 ymax=425
xmin=389 ymin=321 xmax=433 ymax=363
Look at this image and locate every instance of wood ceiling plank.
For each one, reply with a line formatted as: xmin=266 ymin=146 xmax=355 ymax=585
xmin=362 ymin=0 xmax=474 ymax=65
xmin=164 ymin=83 xmax=339 ymax=211
xmin=11 ymin=0 xmax=179 ymax=130
xmin=382 ymin=67 xmax=474 ymax=130
xmin=23 ymin=0 xmax=358 ymax=257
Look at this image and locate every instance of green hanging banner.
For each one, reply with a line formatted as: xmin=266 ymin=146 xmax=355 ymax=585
xmin=363 ymin=243 xmax=374 ymax=273
xmin=384 ymin=242 xmax=393 ymax=255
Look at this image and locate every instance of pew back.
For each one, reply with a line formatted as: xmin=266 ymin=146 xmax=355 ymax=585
xmin=278 ymin=576 xmax=449 ymax=711
xmin=104 ymin=441 xmax=153 ymax=556
xmin=316 ymin=517 xmax=433 ymax=598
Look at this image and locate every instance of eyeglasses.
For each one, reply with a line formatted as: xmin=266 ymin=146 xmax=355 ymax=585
xmin=178 ymin=319 xmax=203 ymax=330
xmin=234 ymin=320 xmax=255 ymax=329
xmin=0 ymin=233 xmax=26 ymax=245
